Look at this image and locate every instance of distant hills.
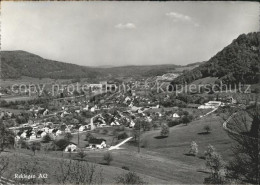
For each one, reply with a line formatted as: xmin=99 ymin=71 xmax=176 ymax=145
xmin=2 ymin=32 xmax=258 ymax=83
xmin=172 ymin=32 xmax=260 ymax=86
xmin=0 ymin=50 xmax=99 ymax=79
xmin=0 ymin=51 xmax=183 ymax=80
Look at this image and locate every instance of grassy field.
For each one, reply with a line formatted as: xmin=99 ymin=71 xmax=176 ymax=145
xmin=2 ymin=112 xmax=234 ymax=184
xmin=1 ymin=150 xmax=166 ymax=184
xmin=74 ymin=114 xmax=234 ymax=184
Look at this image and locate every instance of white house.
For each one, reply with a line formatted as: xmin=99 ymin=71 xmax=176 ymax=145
xmin=56 ymin=130 xmax=62 ymax=136
xmin=83 ymin=105 xmax=89 ymax=111
xmin=43 ymin=109 xmax=49 ymax=116
xmin=147 ymin=116 xmax=152 ymax=122
xmin=64 ymin=143 xmax=77 ymax=152
xmin=173 ymin=113 xmax=180 ymax=118
xmin=90 ymin=107 xmax=95 ymax=112
xmin=198 ymin=101 xmax=222 ymax=109
xmin=88 ymin=139 xmax=106 ymax=149
xmin=30 ymin=134 xmax=37 ymax=140
xmin=155 ymin=112 xmax=162 ymax=117
xmin=20 ymin=132 xmax=27 ymax=139
xmin=129 ymin=120 xmax=135 ymax=128
xmin=110 ymin=122 xmax=116 ymax=126
xmin=41 ymin=131 xmax=47 ymax=138
xmin=79 ymin=125 xmax=88 ymax=132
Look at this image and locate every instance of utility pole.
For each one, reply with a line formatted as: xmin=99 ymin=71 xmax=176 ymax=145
xmin=138 ymin=120 xmax=141 ymax=153
xmin=78 ymin=128 xmax=80 ymax=146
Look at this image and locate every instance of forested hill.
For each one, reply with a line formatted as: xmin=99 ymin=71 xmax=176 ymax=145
xmin=0 ymin=50 xmax=178 ymax=79
xmin=0 ymin=50 xmax=100 ymax=79
xmin=171 ymin=32 xmax=260 ymax=86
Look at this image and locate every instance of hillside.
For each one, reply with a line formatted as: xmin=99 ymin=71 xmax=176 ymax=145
xmin=0 ymin=50 xmax=182 ymax=80
xmin=98 ymin=64 xmax=179 ymax=78
xmin=172 ymin=32 xmax=260 ymax=86
xmin=0 ymin=50 xmax=100 ymax=79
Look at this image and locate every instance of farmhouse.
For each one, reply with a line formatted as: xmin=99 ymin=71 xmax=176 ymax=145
xmin=198 ymin=101 xmax=222 ymax=109
xmin=172 ymin=113 xmax=180 ymax=118
xmin=64 ymin=143 xmax=78 ymax=152
xmin=88 ymin=138 xmax=106 ymax=149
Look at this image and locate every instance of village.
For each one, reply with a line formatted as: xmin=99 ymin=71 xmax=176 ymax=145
xmin=0 ymin=78 xmax=243 ymax=156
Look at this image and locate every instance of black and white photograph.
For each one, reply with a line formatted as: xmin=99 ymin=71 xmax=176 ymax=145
xmin=0 ymin=1 xmax=259 ymax=184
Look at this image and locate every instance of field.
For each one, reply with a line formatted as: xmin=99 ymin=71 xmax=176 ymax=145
xmin=62 ymin=113 xmax=233 ymax=184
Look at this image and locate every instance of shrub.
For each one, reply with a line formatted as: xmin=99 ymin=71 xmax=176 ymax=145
xmin=18 ymin=138 xmax=28 ymax=149
xmin=41 ymin=134 xmax=52 ymax=143
xmin=115 ymin=171 xmax=146 ymax=185
xmin=160 ymin=124 xmax=169 ymax=137
xmin=100 ymin=129 xmax=108 ymax=135
xmin=30 ymin=141 xmax=41 ymax=155
xmin=76 ymin=149 xmax=87 ymax=160
xmin=54 ymin=139 xmax=70 ymax=151
xmin=168 ymin=120 xmax=180 ymax=127
xmin=189 ymin=141 xmax=198 ymax=156
xmin=204 ymin=144 xmax=216 ymax=159
xmin=122 ymin=166 xmax=130 ymax=171
xmin=103 ymin=152 xmax=113 ymax=165
xmin=203 ymin=125 xmax=211 ymax=133
xmin=64 ymin=132 xmax=73 ymax=141
xmin=115 ymin=126 xmax=125 ymax=132
xmin=84 ymin=133 xmax=94 ymax=141
xmin=117 ymin=132 xmax=128 ymax=140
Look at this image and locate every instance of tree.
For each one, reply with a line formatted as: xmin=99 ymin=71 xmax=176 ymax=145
xmin=182 ymin=115 xmax=193 ymax=126
xmin=30 ymin=141 xmax=41 ymax=155
xmin=0 ymin=154 xmax=10 ymax=178
xmin=103 ymin=152 xmax=113 ymax=165
xmin=224 ymin=102 xmax=259 ymax=184
xmin=203 ymin=125 xmax=211 ymax=134
xmin=54 ymin=139 xmax=70 ymax=151
xmin=41 ymin=133 xmax=52 ymax=143
xmin=115 ymin=171 xmax=146 ymax=185
xmin=12 ymin=156 xmax=47 ymax=184
xmin=204 ymin=144 xmax=216 ymax=159
xmin=204 ymin=151 xmax=225 ymax=184
xmin=76 ymin=149 xmax=87 ymax=160
xmin=64 ymin=132 xmax=73 ymax=141
xmin=160 ymin=124 xmax=169 ymax=137
xmin=85 ymin=133 xmax=94 ymax=141
xmin=189 ymin=141 xmax=198 ymax=156
xmin=0 ymin=120 xmax=15 ymax=152
xmin=55 ymin=159 xmax=103 ymax=184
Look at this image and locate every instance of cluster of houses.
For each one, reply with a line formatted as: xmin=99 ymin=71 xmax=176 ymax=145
xmin=64 ymin=138 xmax=107 ymax=152
xmin=29 ymin=106 xmax=50 ymax=117
xmin=0 ymin=110 xmax=14 ymax=119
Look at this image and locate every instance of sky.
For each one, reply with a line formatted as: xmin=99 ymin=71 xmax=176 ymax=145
xmin=1 ymin=1 xmax=259 ymax=67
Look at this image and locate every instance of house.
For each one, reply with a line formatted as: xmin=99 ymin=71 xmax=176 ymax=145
xmin=30 ymin=133 xmax=37 ymax=140
xmin=129 ymin=120 xmax=135 ymax=128
xmin=79 ymin=125 xmax=88 ymax=132
xmin=187 ymin=104 xmax=200 ymax=109
xmin=43 ymin=109 xmax=49 ymax=116
xmin=146 ymin=116 xmax=152 ymax=122
xmin=198 ymin=101 xmax=222 ymax=109
xmin=227 ymin=96 xmax=237 ymax=104
xmin=36 ymin=130 xmax=46 ymax=138
xmin=90 ymin=107 xmax=95 ymax=112
xmin=88 ymin=138 xmax=106 ymax=149
xmin=173 ymin=113 xmax=180 ymax=118
xmin=64 ymin=143 xmax=78 ymax=152
xmin=155 ymin=112 xmax=162 ymax=117
xmin=20 ymin=132 xmax=27 ymax=139
xmin=83 ymin=105 xmax=89 ymax=111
